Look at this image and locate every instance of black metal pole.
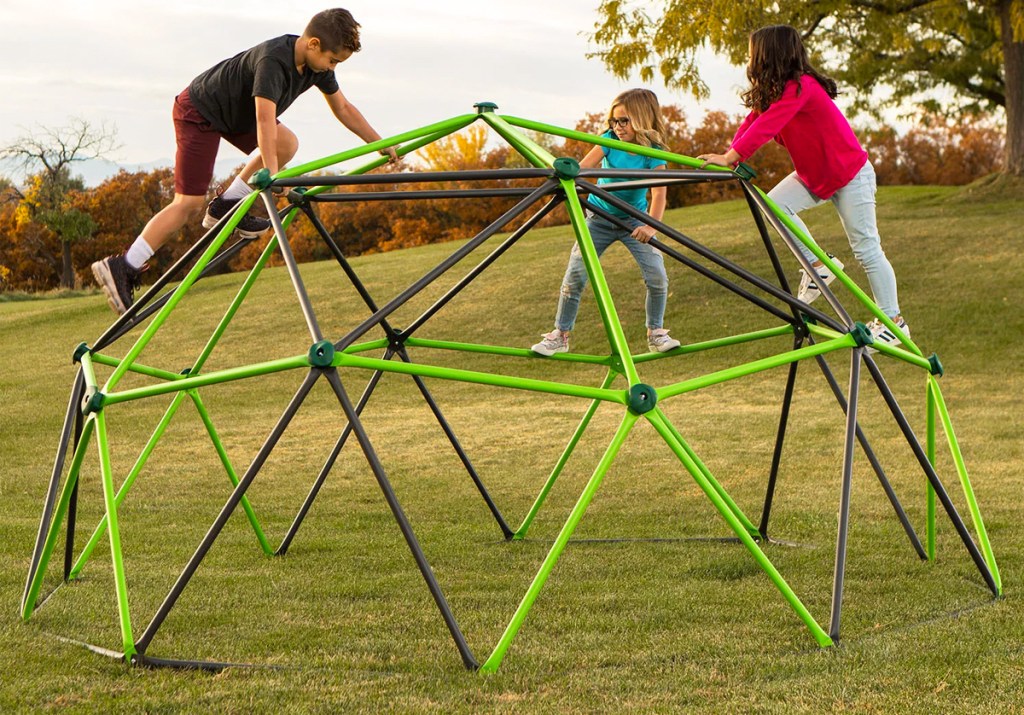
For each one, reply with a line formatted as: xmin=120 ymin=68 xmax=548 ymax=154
xmin=861 ymin=357 xmax=999 ymax=595
xmin=334 ymin=180 xmax=558 ymax=352
xmin=580 ymin=180 xmax=844 ymax=330
xmin=829 ymin=347 xmax=862 ymax=641
xmin=403 ymin=195 xmax=563 ymax=337
xmin=23 ymin=370 xmax=85 ymax=609
xmin=261 ymin=191 xmax=323 ymax=342
xmin=62 ymin=403 xmax=84 ymax=581
xmin=396 ymin=347 xmax=515 ymax=539
xmin=759 ymin=338 xmax=802 ymax=538
xmin=276 ymin=362 xmax=390 ymax=556
xmin=298 ymin=205 xmax=514 ymax=537
xmin=813 ymin=350 xmax=926 ymax=559
xmin=134 ymin=370 xmax=322 ymax=654
xmin=272 ymin=167 xmax=555 ymax=187
xmin=582 ymin=199 xmax=799 ymax=325
xmin=322 ymin=369 xmax=478 ymax=670
xmin=738 ymin=182 xmax=854 ymax=327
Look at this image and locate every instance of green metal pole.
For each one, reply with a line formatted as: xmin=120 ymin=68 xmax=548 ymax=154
xmin=806 ymin=324 xmax=929 ymax=370
xmin=501 ymin=114 xmax=701 ymax=168
xmin=927 ymin=375 xmax=1001 ymax=593
xmin=513 ymin=369 xmax=619 ymax=539
xmin=278 ymin=114 xmax=479 ymax=179
xmin=660 ymin=415 xmax=760 ymax=537
xmin=94 ymin=410 xmax=136 ymax=657
xmin=189 ymin=390 xmax=272 ymax=554
xmin=480 ymin=411 xmax=640 ymax=673
xmin=103 ymin=195 xmax=258 ymax=393
xmin=926 ymin=379 xmax=937 ymax=561
xmin=478 ymin=112 xmax=555 ymax=168
xmin=658 ymin=334 xmax=856 ymax=400
xmin=632 ymin=324 xmax=796 ymax=365
xmin=70 ymin=391 xmax=189 ymax=579
xmin=100 ymin=353 xmax=312 ymax=407
xmin=647 ymin=408 xmax=833 ymax=648
xmin=334 ymin=352 xmax=626 ymax=404
xmin=404 ymin=336 xmax=613 ymax=366
xmin=561 ymin=185 xmax=642 ymax=386
xmin=22 ymin=417 xmax=96 ymax=619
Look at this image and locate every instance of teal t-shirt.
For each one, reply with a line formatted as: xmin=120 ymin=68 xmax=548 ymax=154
xmin=587 ymin=131 xmax=667 ymax=219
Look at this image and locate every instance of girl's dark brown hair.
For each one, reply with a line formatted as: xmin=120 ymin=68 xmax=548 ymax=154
xmin=741 ymin=25 xmax=837 ymax=112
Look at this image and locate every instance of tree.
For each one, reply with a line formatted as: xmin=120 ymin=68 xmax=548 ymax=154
xmin=1 ymin=118 xmax=119 ymax=287
xmin=586 ymin=0 xmax=1024 ymax=176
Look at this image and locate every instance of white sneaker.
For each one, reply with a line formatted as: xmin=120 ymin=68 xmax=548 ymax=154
xmin=797 ymin=255 xmax=844 ymax=304
xmin=647 ymin=328 xmax=681 ymax=353
xmin=531 ymin=330 xmax=569 ymax=356
xmin=866 ymin=317 xmax=910 ymax=353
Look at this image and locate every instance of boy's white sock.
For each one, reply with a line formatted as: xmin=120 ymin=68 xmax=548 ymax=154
xmin=125 ymin=236 xmax=154 ymax=270
xmin=220 ymin=175 xmax=252 ymax=201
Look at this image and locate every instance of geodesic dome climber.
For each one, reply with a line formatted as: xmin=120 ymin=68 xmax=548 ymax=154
xmin=23 ymin=102 xmax=1001 ymax=672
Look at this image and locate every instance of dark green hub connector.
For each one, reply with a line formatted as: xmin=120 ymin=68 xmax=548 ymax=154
xmin=474 ymin=101 xmax=498 ymax=114
xmin=849 ymin=322 xmax=874 ymax=348
xmin=249 ymin=168 xmax=273 ymax=190
xmin=928 ymin=353 xmax=944 ymax=377
xmin=735 ymin=162 xmax=757 ymax=180
xmin=627 ymin=383 xmax=657 ymax=414
xmin=308 ymin=340 xmax=335 ymax=368
xmin=81 ymin=388 xmax=104 ymax=416
xmin=553 ymin=157 xmax=580 ymax=180
xmin=72 ymin=342 xmax=90 ymax=364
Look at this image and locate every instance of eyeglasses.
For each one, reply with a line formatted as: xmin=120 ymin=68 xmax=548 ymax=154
xmin=609 ymin=117 xmax=631 ymax=127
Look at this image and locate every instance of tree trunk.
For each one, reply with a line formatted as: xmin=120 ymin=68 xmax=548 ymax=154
xmin=1002 ymin=0 xmax=1024 ymax=176
xmin=61 ymin=240 xmax=74 ymax=289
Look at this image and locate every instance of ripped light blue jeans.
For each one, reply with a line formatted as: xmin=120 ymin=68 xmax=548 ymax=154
xmin=553 ymin=214 xmax=669 ymax=332
xmin=768 ymin=161 xmax=901 ymax=318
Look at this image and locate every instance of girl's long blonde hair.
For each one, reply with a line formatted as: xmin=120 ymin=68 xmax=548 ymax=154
xmin=606 ymin=88 xmax=666 ymax=149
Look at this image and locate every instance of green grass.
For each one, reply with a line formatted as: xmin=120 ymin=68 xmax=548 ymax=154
xmin=1 ymin=185 xmax=1022 ymax=712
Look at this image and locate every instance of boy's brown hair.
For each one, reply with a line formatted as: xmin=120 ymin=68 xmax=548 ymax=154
xmin=305 ymin=8 xmax=361 ymax=53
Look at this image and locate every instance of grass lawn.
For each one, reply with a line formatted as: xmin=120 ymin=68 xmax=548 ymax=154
xmin=0 ymin=184 xmax=1021 ymax=712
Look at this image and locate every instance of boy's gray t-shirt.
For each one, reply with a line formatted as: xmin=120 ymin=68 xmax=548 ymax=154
xmin=187 ymin=34 xmax=340 ymax=135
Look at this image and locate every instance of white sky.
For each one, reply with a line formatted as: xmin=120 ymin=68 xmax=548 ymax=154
xmin=0 ymin=0 xmax=748 ymax=168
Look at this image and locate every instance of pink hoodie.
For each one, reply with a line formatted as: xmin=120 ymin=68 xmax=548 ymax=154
xmin=730 ymin=74 xmax=868 ymax=200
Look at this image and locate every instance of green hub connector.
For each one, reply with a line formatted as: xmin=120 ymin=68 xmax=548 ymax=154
xmin=474 ymin=101 xmax=498 ymax=114
xmin=553 ymin=157 xmax=580 ymax=180
xmin=929 ymin=353 xmax=944 ymax=377
xmin=72 ymin=342 xmax=90 ymax=364
xmin=849 ymin=322 xmax=874 ymax=348
xmin=81 ymin=389 xmax=104 ymax=416
xmin=288 ymin=187 xmax=310 ymax=206
xmin=735 ymin=162 xmax=757 ymax=180
xmin=308 ymin=340 xmax=336 ymax=368
xmin=249 ymin=168 xmax=273 ymax=190
xmin=627 ymin=383 xmax=657 ymax=414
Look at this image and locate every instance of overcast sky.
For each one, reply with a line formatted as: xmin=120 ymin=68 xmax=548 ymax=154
xmin=0 ymin=0 xmax=748 ymax=170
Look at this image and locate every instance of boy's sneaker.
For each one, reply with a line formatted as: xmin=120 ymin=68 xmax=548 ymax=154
xmin=648 ymin=328 xmax=681 ymax=353
xmin=202 ymin=196 xmax=271 ymax=238
xmin=797 ymin=255 xmax=844 ymax=304
xmin=531 ymin=330 xmax=569 ymax=356
xmin=866 ymin=317 xmax=910 ymax=353
xmin=91 ymin=254 xmax=143 ymax=315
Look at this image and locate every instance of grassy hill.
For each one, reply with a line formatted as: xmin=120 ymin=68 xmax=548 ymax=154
xmin=0 ymin=185 xmax=1021 ymax=712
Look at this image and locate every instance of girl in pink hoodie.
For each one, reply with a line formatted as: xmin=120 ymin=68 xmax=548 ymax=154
xmin=699 ymin=24 xmax=909 ymax=348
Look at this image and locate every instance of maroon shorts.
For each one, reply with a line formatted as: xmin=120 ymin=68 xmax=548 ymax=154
xmin=172 ymin=87 xmax=265 ymax=195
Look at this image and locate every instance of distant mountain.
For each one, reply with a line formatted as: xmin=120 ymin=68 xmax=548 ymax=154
xmin=0 ymin=156 xmax=245 ymax=188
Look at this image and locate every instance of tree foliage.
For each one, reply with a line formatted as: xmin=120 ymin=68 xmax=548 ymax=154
xmin=1 ymin=118 xmax=119 ymax=287
xmin=587 ymin=0 xmax=1024 ymax=175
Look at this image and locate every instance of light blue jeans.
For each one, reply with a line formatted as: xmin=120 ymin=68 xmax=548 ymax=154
xmin=768 ymin=161 xmax=901 ymax=318
xmin=553 ymin=214 xmax=669 ymax=332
